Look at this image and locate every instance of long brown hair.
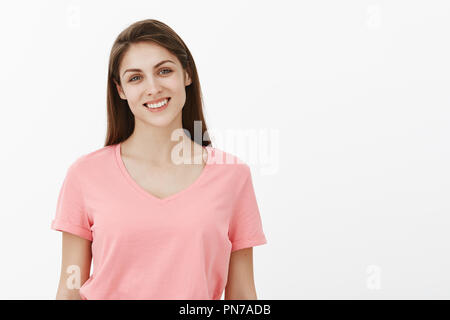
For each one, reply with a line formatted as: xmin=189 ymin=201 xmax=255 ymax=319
xmin=104 ymin=19 xmax=211 ymax=148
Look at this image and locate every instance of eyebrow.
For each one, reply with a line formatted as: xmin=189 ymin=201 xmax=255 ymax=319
xmin=122 ymin=59 xmax=176 ymax=77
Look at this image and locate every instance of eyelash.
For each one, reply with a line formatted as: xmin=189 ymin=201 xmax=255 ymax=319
xmin=129 ymin=68 xmax=172 ymax=82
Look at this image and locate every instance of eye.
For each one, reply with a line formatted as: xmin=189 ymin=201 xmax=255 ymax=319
xmin=159 ymin=68 xmax=172 ymax=75
xmin=129 ymin=75 xmax=141 ymax=82
xmin=128 ymin=69 xmax=172 ymax=82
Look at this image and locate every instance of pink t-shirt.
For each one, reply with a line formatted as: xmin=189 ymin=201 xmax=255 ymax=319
xmin=51 ymin=143 xmax=267 ymax=300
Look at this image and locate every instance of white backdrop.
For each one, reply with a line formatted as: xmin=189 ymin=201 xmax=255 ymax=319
xmin=0 ymin=0 xmax=449 ymax=299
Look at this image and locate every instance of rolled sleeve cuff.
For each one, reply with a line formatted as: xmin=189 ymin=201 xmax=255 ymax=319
xmin=51 ymin=218 xmax=93 ymax=241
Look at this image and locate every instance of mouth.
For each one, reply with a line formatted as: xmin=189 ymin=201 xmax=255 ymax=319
xmin=143 ymin=97 xmax=170 ymax=111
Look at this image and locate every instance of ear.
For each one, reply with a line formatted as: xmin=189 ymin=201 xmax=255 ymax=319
xmin=184 ymin=70 xmax=192 ymax=87
xmin=114 ymin=79 xmax=126 ymax=100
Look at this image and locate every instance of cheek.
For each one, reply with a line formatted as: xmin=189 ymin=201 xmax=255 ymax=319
xmin=124 ymin=85 xmax=139 ymax=96
xmin=124 ymin=87 xmax=142 ymax=103
xmin=166 ymin=77 xmax=184 ymax=91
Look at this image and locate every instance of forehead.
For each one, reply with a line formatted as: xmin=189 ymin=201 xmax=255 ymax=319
xmin=119 ymin=41 xmax=178 ymax=70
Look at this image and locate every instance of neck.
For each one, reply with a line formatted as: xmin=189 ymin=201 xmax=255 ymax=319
xmin=120 ymin=120 xmax=203 ymax=167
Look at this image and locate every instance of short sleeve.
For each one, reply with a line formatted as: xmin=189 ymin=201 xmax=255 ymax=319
xmin=228 ymin=165 xmax=267 ymax=252
xmin=50 ymin=162 xmax=93 ymax=241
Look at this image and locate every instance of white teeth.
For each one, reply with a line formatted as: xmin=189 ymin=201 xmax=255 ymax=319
xmin=145 ymin=98 xmax=168 ymax=108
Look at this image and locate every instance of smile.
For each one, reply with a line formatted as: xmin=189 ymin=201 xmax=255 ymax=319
xmin=143 ymin=98 xmax=170 ymax=112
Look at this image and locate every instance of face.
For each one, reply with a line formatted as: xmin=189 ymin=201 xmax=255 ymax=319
xmin=115 ymin=41 xmax=192 ymax=128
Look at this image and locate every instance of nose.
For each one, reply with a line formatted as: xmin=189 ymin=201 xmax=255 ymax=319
xmin=144 ymin=75 xmax=163 ymax=95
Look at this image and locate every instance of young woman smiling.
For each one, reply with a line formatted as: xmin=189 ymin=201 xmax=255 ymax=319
xmin=51 ymin=19 xmax=267 ymax=300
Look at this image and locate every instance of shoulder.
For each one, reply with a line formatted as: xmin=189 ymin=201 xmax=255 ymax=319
xmin=207 ymin=146 xmax=252 ymax=178
xmin=67 ymin=144 xmax=116 ymax=176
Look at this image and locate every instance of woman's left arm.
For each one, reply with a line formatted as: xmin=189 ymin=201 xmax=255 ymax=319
xmin=224 ymin=247 xmax=258 ymax=300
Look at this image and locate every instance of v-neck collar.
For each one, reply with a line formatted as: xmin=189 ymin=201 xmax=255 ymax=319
xmin=114 ymin=142 xmax=212 ymax=205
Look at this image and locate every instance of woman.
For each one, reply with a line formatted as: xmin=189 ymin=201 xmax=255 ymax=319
xmin=51 ymin=19 xmax=267 ymax=300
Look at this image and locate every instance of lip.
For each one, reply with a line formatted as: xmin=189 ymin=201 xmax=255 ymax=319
xmin=143 ymin=98 xmax=170 ymax=113
xmin=143 ymin=97 xmax=170 ymax=105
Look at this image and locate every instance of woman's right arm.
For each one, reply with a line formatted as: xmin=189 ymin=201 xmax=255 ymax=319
xmin=55 ymin=232 xmax=92 ymax=300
